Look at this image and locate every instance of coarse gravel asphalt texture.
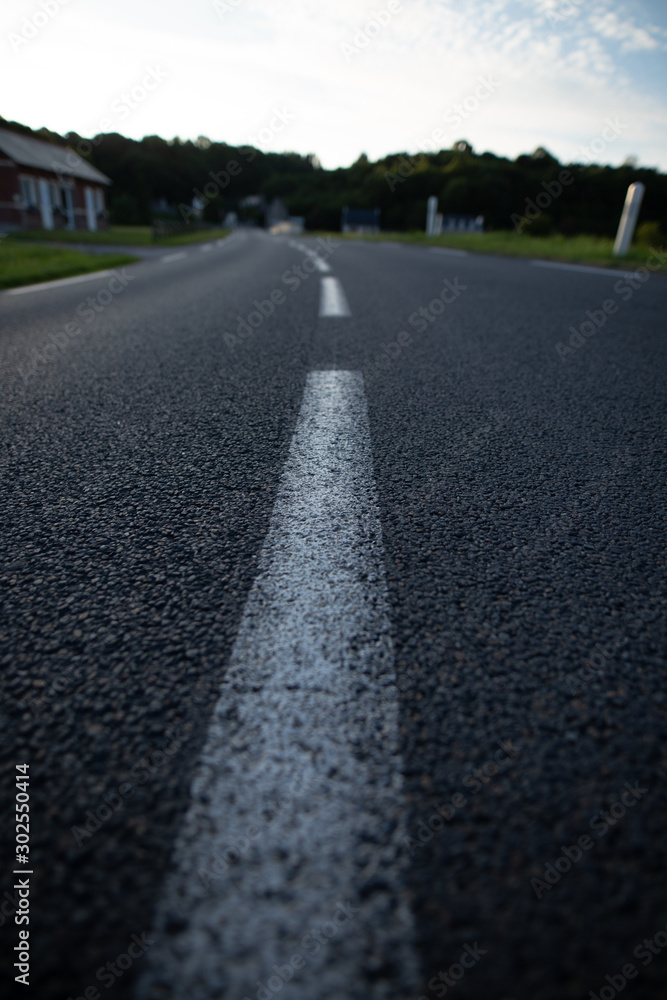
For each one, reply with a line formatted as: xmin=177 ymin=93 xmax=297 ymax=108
xmin=1 ymin=229 xmax=666 ymax=1000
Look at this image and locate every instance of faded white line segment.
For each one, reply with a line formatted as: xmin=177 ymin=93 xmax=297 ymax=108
xmin=287 ymin=239 xmax=331 ymax=271
xmin=531 ymin=259 xmax=634 ymax=278
xmin=137 ymin=371 xmax=420 ymax=1000
xmin=429 ymin=246 xmax=469 ymax=257
xmin=161 ymin=251 xmax=187 ymax=263
xmin=6 ymin=269 xmax=113 ymax=295
xmin=200 ymin=243 xmax=213 ymax=252
xmin=319 ymin=275 xmax=350 ymax=317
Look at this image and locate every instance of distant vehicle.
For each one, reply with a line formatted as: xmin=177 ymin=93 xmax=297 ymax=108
xmin=269 ymin=218 xmax=305 ymax=235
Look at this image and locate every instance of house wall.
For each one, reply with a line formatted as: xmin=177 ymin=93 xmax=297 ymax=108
xmin=0 ymin=162 xmax=109 ymax=232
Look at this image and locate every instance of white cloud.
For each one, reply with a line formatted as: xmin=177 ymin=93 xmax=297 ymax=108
xmin=588 ymin=10 xmax=661 ymax=51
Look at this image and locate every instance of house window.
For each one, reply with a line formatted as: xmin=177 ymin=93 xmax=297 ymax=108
xmin=94 ymin=188 xmax=105 ymax=214
xmin=50 ymin=182 xmax=61 ymax=209
xmin=20 ymin=177 xmax=37 ymax=209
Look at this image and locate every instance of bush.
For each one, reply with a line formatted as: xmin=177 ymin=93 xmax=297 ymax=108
xmin=109 ymin=194 xmax=141 ymax=225
xmin=635 ymin=220 xmax=664 ymax=245
xmin=526 ymin=212 xmax=554 ymax=237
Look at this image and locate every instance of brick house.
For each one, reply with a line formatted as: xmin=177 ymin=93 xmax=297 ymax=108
xmin=0 ymin=127 xmax=111 ymax=232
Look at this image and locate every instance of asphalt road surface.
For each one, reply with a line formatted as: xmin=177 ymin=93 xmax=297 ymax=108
xmin=1 ymin=230 xmax=666 ymax=1000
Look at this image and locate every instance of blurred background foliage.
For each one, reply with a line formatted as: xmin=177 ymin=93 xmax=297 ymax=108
xmin=2 ymin=117 xmax=665 ymax=238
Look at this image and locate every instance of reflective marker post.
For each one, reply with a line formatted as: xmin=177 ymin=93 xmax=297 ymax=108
xmin=426 ymin=196 xmax=438 ymax=236
xmin=613 ymin=182 xmax=645 ymax=257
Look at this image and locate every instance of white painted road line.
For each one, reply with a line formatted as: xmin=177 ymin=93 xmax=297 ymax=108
xmin=319 ymin=275 xmax=350 ymax=316
xmin=137 ymin=371 xmax=420 ymax=1000
xmin=287 ymin=239 xmax=331 ymax=271
xmin=429 ymin=246 xmax=469 ymax=257
xmin=200 ymin=243 xmax=213 ymax=252
xmin=161 ymin=251 xmax=187 ymax=263
xmin=6 ymin=269 xmax=113 ymax=295
xmin=531 ymin=259 xmax=634 ymax=278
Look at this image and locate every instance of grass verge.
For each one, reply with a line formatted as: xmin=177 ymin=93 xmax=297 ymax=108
xmin=0 ymin=241 xmax=140 ymax=290
xmin=312 ymin=230 xmax=667 ymax=272
xmin=7 ymin=226 xmax=229 ymax=247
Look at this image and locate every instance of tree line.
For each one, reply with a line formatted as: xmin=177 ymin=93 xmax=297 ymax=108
xmin=2 ymin=116 xmax=666 ymax=237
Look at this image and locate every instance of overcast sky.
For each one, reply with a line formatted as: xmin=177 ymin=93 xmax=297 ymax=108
xmin=2 ymin=0 xmax=666 ymax=170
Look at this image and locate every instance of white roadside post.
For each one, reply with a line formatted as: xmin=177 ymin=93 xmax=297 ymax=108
xmin=426 ymin=195 xmax=438 ymax=236
xmin=613 ymin=182 xmax=645 ymax=257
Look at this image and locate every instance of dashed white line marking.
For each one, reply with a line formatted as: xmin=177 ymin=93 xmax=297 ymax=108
xmin=319 ymin=275 xmax=350 ymax=316
xmin=200 ymin=243 xmax=213 ymax=252
xmin=531 ymin=259 xmax=634 ymax=278
xmin=6 ymin=269 xmax=113 ymax=295
xmin=288 ymin=240 xmax=331 ymax=271
xmin=161 ymin=251 xmax=187 ymax=263
xmin=137 ymin=371 xmax=420 ymax=1000
xmin=429 ymin=246 xmax=469 ymax=257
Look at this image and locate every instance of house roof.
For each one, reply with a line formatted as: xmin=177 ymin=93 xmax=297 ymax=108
xmin=0 ymin=128 xmax=111 ymax=184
